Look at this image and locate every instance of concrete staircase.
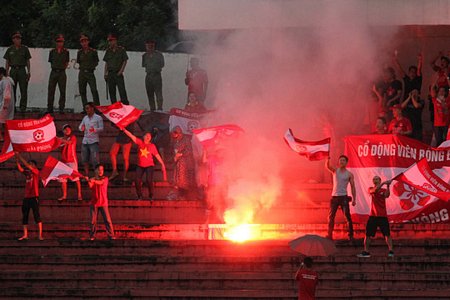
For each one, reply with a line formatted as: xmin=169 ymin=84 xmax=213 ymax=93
xmin=0 ymin=239 xmax=449 ymax=299
xmin=1 ymin=113 xmax=450 ymax=299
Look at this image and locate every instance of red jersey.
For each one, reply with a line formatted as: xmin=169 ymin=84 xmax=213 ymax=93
xmin=432 ymin=97 xmax=450 ymax=127
xmin=296 ymin=268 xmax=318 ymax=300
xmin=136 ymin=139 xmax=159 ymax=167
xmin=24 ymin=168 xmax=40 ymax=198
xmin=61 ymin=135 xmax=77 ymax=163
xmin=90 ymin=177 xmax=109 ymax=207
xmin=370 ymin=187 xmax=388 ymax=217
xmin=388 ymin=118 xmax=412 ymax=135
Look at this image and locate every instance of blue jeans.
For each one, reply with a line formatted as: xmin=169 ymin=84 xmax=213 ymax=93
xmin=81 ymin=142 xmax=99 ymax=166
xmin=90 ymin=206 xmax=114 ymax=238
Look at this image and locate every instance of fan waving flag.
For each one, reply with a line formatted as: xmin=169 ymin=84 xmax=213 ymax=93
xmin=284 ymin=129 xmax=330 ymax=161
xmin=0 ymin=132 xmax=14 ymax=163
xmin=6 ymin=114 xmax=59 ymax=152
xmin=40 ymin=156 xmax=83 ymax=187
xmin=96 ymin=102 xmax=143 ymax=129
xmin=193 ymin=124 xmax=244 ymax=147
xmin=394 ymin=158 xmax=450 ymax=201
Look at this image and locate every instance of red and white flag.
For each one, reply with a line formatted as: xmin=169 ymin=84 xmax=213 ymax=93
xmin=0 ymin=132 xmax=14 ymax=163
xmin=169 ymin=108 xmax=206 ymax=135
xmin=6 ymin=114 xmax=59 ymax=152
xmin=40 ymin=156 xmax=83 ymax=187
xmin=284 ymin=129 xmax=330 ymax=161
xmin=345 ymin=134 xmax=450 ymax=223
xmin=96 ymin=102 xmax=143 ymax=130
xmin=193 ymin=124 xmax=244 ymax=147
xmin=394 ymin=158 xmax=450 ymax=201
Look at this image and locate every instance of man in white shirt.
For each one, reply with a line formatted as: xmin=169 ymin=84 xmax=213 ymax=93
xmin=79 ymin=102 xmax=103 ymax=176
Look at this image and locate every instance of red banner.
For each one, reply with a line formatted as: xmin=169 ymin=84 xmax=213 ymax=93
xmin=96 ymin=102 xmax=143 ymax=130
xmin=345 ymin=134 xmax=450 ymax=223
xmin=6 ymin=114 xmax=59 ymax=152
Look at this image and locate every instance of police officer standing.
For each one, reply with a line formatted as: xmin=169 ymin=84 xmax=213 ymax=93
xmin=3 ymin=31 xmax=31 ymax=113
xmin=47 ymin=34 xmax=70 ymax=113
xmin=77 ymin=34 xmax=100 ymax=108
xmin=103 ymin=34 xmax=129 ymax=105
xmin=142 ymin=39 xmax=164 ymax=111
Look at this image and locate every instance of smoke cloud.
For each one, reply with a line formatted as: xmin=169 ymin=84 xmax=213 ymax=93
xmin=193 ymin=1 xmax=397 ymax=226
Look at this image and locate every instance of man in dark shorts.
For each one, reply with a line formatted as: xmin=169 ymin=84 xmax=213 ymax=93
xmin=358 ymin=176 xmax=394 ymax=258
xmin=15 ymin=153 xmax=43 ymax=241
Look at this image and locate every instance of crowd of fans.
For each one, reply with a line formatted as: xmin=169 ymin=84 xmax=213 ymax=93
xmin=371 ymin=51 xmax=450 ymax=147
xmin=0 ymin=30 xmax=214 ymax=241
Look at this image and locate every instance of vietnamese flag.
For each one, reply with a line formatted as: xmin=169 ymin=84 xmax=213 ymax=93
xmin=96 ymin=102 xmax=143 ymax=129
xmin=40 ymin=156 xmax=83 ymax=187
xmin=6 ymin=114 xmax=59 ymax=152
xmin=284 ymin=129 xmax=330 ymax=161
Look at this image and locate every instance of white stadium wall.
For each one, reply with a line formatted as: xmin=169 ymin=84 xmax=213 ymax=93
xmin=0 ymin=47 xmax=191 ymax=112
xmin=179 ymin=0 xmax=450 ymax=30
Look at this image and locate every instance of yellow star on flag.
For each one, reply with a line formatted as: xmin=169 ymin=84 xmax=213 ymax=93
xmin=140 ymin=147 xmax=150 ymax=158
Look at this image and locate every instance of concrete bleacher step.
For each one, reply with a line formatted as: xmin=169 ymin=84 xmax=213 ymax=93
xmin=0 ymin=239 xmax=449 ymax=299
xmin=0 ymin=182 xmax=173 ymax=200
xmin=0 ymin=200 xmax=207 ymax=224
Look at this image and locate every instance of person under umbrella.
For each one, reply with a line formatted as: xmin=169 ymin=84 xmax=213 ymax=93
xmin=295 ymin=256 xmax=318 ymax=300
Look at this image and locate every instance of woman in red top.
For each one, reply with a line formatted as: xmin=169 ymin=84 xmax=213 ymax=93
xmin=15 ymin=153 xmax=43 ymax=241
xmin=122 ymin=128 xmax=167 ymax=200
xmin=58 ymin=124 xmax=82 ymax=201
xmin=431 ymin=86 xmax=450 ymax=146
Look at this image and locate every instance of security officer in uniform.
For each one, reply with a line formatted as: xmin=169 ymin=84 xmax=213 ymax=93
xmin=3 ymin=31 xmax=32 ymax=113
xmin=77 ymin=34 xmax=100 ymax=107
xmin=142 ymin=39 xmax=164 ymax=111
xmin=103 ymin=34 xmax=129 ymax=104
xmin=47 ymin=34 xmax=70 ymax=113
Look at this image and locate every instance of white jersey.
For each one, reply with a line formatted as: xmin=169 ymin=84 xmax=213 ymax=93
xmin=0 ymin=77 xmax=15 ymax=123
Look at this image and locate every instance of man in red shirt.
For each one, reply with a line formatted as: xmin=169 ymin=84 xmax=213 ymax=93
xmin=122 ymin=128 xmax=167 ymax=200
xmin=430 ymin=86 xmax=450 ymax=146
xmin=88 ymin=164 xmax=115 ymax=240
xmin=388 ymin=105 xmax=412 ymax=136
xmin=15 ymin=153 xmax=43 ymax=241
xmin=430 ymin=52 xmax=450 ymax=88
xmin=58 ymin=124 xmax=82 ymax=201
xmin=295 ymin=256 xmax=318 ymax=300
xmin=358 ymin=176 xmax=394 ymax=258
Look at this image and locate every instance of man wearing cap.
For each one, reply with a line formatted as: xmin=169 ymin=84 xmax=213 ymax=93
xmin=103 ymin=34 xmax=129 ymax=105
xmin=47 ymin=34 xmax=70 ymax=113
xmin=142 ymin=39 xmax=164 ymax=111
xmin=185 ymin=57 xmax=208 ymax=103
xmin=77 ymin=34 xmax=100 ymax=108
xmin=388 ymin=105 xmax=412 ymax=136
xmin=3 ymin=31 xmax=31 ymax=113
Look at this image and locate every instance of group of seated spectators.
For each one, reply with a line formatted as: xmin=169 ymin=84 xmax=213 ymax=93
xmin=371 ymin=51 xmax=450 ymax=146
